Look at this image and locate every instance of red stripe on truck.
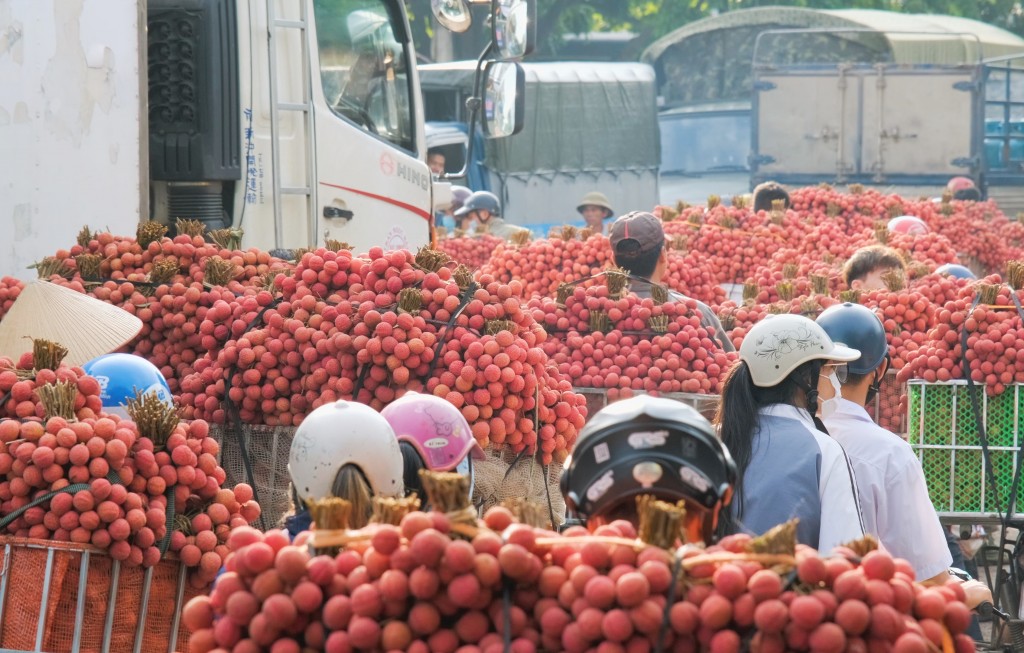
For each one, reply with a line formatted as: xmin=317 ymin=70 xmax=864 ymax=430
xmin=319 ymin=181 xmax=432 ymax=221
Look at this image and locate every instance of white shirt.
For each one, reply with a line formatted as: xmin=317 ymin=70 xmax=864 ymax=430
xmin=736 ymin=404 xmax=865 ymax=554
xmin=824 ymin=398 xmax=952 ymax=580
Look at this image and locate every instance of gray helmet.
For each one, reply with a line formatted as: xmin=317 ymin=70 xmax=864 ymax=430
xmin=454 ymin=190 xmax=501 ymax=218
xmin=450 ymin=186 xmax=472 ymax=212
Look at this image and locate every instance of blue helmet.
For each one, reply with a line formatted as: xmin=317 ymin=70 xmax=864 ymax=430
xmin=935 ymin=263 xmax=976 ymax=280
xmin=81 ymin=353 xmax=173 ymax=419
xmin=816 ymin=303 xmax=888 ymax=376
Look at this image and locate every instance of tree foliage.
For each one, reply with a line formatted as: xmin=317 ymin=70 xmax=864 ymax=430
xmin=406 ymin=0 xmax=1024 ymax=62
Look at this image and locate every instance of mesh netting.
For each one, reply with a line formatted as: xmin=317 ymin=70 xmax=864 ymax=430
xmin=866 ymin=371 xmax=906 ymax=435
xmin=209 ymin=424 xmax=565 ymax=528
xmin=473 ymin=446 xmax=565 ymax=527
xmin=209 ymin=424 xmax=295 ymax=530
xmin=575 ymin=389 xmax=720 ymax=422
xmin=0 ymin=538 xmax=196 ymax=653
xmin=908 ymin=382 xmax=1024 ymax=516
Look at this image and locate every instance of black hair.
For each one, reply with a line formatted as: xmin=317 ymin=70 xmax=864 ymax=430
xmin=845 ymin=354 xmax=889 ymax=404
xmin=714 ymin=358 xmax=823 ymax=538
xmin=752 ymin=182 xmax=791 ymax=212
xmin=953 ymin=187 xmax=981 ymax=202
xmin=614 ymin=242 xmax=664 ymax=279
xmin=399 ymin=440 xmax=427 ymax=504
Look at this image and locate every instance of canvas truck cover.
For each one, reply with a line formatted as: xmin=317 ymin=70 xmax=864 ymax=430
xmin=419 ymin=62 xmax=660 ymax=176
xmin=642 ymin=7 xmax=1024 ymax=109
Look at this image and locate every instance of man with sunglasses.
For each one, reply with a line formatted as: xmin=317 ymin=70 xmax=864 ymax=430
xmin=816 ymin=303 xmax=992 ymax=613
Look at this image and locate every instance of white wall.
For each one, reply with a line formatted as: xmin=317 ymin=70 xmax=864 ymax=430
xmin=0 ymin=0 xmax=144 ymax=280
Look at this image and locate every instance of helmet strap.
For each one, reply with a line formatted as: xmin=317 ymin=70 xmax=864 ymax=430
xmin=802 ymin=384 xmax=830 ymax=434
xmin=864 ymin=353 xmax=891 ymax=405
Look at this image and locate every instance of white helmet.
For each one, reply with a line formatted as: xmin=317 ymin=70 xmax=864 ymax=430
xmin=289 ymin=400 xmax=404 ymax=503
xmin=739 ymin=314 xmax=860 ymax=387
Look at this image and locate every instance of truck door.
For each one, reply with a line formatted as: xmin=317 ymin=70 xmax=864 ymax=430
xmin=752 ymin=68 xmax=859 ymax=183
xmin=307 ymin=0 xmax=432 ymax=251
xmin=860 ymin=67 xmax=977 ymax=182
xmin=983 ymin=55 xmax=1024 ymax=214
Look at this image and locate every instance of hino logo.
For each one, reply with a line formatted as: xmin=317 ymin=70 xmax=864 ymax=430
xmin=396 ymin=162 xmax=429 ymax=190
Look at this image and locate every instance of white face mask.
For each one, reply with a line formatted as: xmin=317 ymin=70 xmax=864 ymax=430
xmin=819 ymin=370 xmax=843 ymax=419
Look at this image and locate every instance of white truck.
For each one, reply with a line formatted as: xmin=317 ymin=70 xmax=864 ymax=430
xmin=0 ymin=0 xmax=531 ymax=280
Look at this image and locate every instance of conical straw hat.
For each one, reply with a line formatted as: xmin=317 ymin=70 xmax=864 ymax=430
xmin=0 ymin=280 xmax=143 ymax=367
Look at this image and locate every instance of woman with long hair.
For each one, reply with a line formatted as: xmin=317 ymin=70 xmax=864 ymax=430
xmin=381 ymin=391 xmax=485 ymax=509
xmin=716 ymin=314 xmax=865 ymax=554
xmin=284 ymin=400 xmax=404 ymax=538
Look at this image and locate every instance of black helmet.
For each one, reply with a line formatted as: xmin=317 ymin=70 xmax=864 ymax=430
xmin=935 ymin=263 xmax=976 ymax=280
xmin=816 ymin=302 xmax=888 ymax=375
xmin=454 ymin=190 xmax=500 ymax=218
xmin=561 ymin=395 xmax=735 ymax=544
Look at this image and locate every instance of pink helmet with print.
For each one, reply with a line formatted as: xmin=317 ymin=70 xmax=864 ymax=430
xmin=381 ymin=392 xmax=485 ymax=471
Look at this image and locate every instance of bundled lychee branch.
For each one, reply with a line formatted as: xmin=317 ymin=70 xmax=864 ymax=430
xmin=125 ymin=389 xmax=179 ymax=449
xmin=637 ymin=494 xmax=687 ymax=550
xmin=36 ymin=380 xmax=78 ymax=421
xmin=32 ymin=338 xmax=69 ymax=371
xmin=371 ymin=494 xmax=421 ymax=526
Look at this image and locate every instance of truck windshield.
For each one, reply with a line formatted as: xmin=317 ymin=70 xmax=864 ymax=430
xmin=660 ymin=112 xmax=750 ymax=175
xmin=313 ymin=0 xmax=415 ymax=152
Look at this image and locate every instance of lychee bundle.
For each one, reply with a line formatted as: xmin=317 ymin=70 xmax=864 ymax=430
xmin=437 ymin=234 xmax=505 ymax=270
xmin=529 ymin=274 xmax=737 ymax=396
xmin=181 ymin=492 xmax=978 ymax=653
xmin=180 ymin=247 xmax=586 ymax=465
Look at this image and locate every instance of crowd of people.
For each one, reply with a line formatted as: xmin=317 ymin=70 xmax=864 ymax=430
xmin=284 ymin=176 xmax=997 ymax=630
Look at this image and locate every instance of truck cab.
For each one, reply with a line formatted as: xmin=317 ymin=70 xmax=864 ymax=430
xmin=0 ymin=0 xmax=531 ymax=279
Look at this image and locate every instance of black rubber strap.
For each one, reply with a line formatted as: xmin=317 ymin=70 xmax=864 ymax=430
xmin=542 ymin=463 xmax=557 ymax=532
xmin=959 ymin=294 xmax=1005 ymax=520
xmin=0 ymin=470 xmax=123 ymax=530
xmin=654 ymin=550 xmax=685 ymax=653
xmin=158 ymin=486 xmax=176 ymax=556
xmin=424 ymin=281 xmax=478 ymax=382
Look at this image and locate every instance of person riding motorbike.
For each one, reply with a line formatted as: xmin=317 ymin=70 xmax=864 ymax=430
xmin=715 ymin=314 xmax=866 ymax=553
xmin=453 ymin=190 xmax=527 ymax=240
xmin=285 ymin=400 xmax=404 ymax=536
xmin=561 ymin=395 xmax=736 ymax=545
xmin=381 ymin=391 xmax=485 ymax=507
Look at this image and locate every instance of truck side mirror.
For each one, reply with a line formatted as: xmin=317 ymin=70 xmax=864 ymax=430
xmin=493 ymin=0 xmax=534 ymax=60
xmin=431 ymin=0 xmax=472 ymax=33
xmin=482 ymin=61 xmax=525 ymax=138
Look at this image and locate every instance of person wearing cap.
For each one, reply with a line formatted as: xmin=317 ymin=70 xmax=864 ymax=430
xmin=576 ymin=192 xmax=614 ymax=233
xmin=609 ymin=211 xmax=735 ymax=352
xmin=716 ymin=314 xmax=865 ymax=553
xmin=816 ymin=304 xmax=992 ymax=616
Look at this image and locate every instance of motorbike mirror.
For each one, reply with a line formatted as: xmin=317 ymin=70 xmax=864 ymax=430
xmin=492 ymin=0 xmax=534 ymax=60
xmin=431 ymin=0 xmax=472 ymax=33
xmin=482 ymin=61 xmax=525 ymax=138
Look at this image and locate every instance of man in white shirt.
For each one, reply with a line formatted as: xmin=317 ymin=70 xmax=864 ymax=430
xmin=816 ymin=303 xmax=991 ymax=610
